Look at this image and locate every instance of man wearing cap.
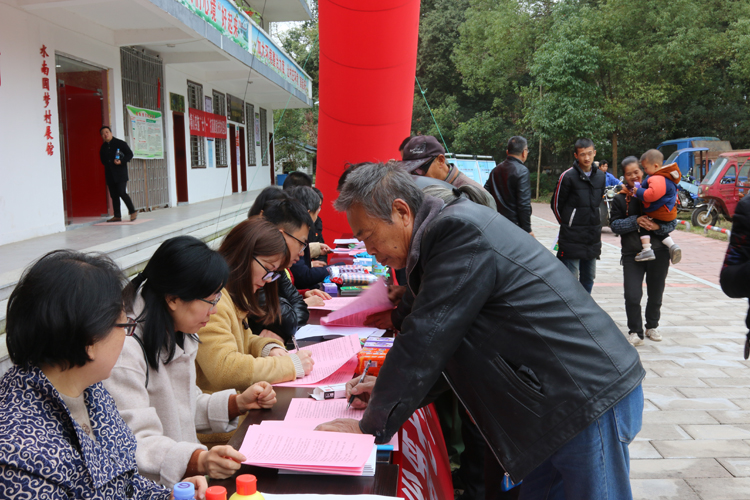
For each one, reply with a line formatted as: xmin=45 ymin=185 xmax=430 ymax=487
xmin=399 ymin=136 xmax=496 ymax=209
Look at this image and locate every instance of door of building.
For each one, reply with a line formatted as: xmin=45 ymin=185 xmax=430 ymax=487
xmin=173 ymin=112 xmax=188 ymax=203
xmin=239 ymin=127 xmax=247 ymax=191
xmin=57 ymin=79 xmax=108 ymax=219
xmin=229 ymin=125 xmax=238 ymax=193
xmin=269 ymin=132 xmax=275 ymax=184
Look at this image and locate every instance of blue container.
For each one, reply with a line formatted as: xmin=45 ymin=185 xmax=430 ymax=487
xmin=174 ymin=482 xmax=195 ymax=500
xmin=276 ymin=173 xmax=288 ymax=186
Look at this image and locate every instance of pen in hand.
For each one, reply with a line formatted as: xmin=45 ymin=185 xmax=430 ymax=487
xmin=291 ymin=333 xmax=300 ymax=353
xmin=347 ymin=361 xmax=373 ymax=410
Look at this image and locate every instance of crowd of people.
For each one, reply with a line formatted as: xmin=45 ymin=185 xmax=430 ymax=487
xmin=4 ymin=131 xmax=742 ymax=500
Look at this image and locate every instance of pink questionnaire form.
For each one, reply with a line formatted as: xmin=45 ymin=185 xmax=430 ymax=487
xmin=307 ymin=296 xmax=358 ymax=311
xmin=274 ymin=334 xmax=361 ymax=387
xmin=320 ymin=278 xmax=393 ymax=327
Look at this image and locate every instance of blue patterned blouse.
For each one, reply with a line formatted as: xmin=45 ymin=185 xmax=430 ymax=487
xmin=0 ymin=364 xmax=170 ymax=499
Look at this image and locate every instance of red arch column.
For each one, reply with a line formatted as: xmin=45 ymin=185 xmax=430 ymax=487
xmin=316 ymin=0 xmax=421 ymax=242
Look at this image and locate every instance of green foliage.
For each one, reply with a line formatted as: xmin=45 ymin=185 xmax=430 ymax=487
xmin=414 ymin=0 xmax=750 ymax=173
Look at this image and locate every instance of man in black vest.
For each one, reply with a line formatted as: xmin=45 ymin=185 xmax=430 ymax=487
xmin=99 ymin=126 xmax=137 ymax=222
xmin=485 ymin=136 xmax=534 ymax=237
xmin=550 ymin=138 xmax=605 ymax=293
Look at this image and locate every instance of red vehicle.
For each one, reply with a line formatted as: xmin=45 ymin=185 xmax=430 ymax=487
xmin=692 ymin=150 xmax=750 ymax=227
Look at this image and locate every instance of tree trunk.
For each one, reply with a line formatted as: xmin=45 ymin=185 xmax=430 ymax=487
xmin=612 ymin=131 xmax=619 ymax=178
xmin=536 ymin=86 xmax=542 ymax=199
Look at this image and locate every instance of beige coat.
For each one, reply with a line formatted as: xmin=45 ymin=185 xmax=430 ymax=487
xmin=103 ymin=292 xmax=238 ymax=487
xmin=195 ymin=289 xmax=297 ymax=393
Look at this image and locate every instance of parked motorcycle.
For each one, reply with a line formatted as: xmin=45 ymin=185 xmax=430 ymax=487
xmin=601 ymin=184 xmax=622 ymax=227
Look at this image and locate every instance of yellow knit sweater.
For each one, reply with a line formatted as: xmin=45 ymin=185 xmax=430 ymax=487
xmin=195 ymin=289 xmax=297 ymax=393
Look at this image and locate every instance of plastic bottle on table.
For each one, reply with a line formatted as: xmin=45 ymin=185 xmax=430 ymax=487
xmin=206 ymin=485 xmax=228 ymax=500
xmin=229 ymin=474 xmax=264 ymax=500
xmin=173 ymin=481 xmax=196 ymax=500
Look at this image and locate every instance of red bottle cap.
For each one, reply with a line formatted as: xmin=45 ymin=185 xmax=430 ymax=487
xmin=236 ymin=474 xmax=257 ymax=496
xmin=205 ymin=486 xmax=227 ymax=500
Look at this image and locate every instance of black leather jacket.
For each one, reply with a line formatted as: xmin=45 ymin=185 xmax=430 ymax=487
xmin=99 ymin=137 xmax=133 ymax=184
xmin=248 ymin=273 xmax=309 ymax=342
xmin=360 ymin=196 xmax=644 ymax=481
xmin=485 ymin=156 xmax=532 ymax=232
xmin=550 ymin=161 xmax=605 ymax=260
xmin=721 ymin=195 xmax=750 ymax=329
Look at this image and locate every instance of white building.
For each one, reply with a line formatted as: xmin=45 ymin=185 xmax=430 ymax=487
xmin=0 ymin=0 xmax=313 ymax=245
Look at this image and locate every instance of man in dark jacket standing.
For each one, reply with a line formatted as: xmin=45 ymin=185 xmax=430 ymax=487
xmin=319 ymin=163 xmax=644 ymax=499
xmin=485 ymin=136 xmax=533 ymax=236
xmin=720 ymin=194 xmax=750 ymax=357
xmin=99 ymin=126 xmax=137 ymax=222
xmin=550 ymin=138 xmax=605 ymax=293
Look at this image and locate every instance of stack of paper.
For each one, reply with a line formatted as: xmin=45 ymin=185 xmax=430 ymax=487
xmin=275 ymin=398 xmax=399 ymax=451
xmin=274 ymin=334 xmax=361 ymax=387
xmin=321 ymin=278 xmax=394 ymax=327
xmin=239 ymin=425 xmax=376 ymax=476
xmin=333 ymin=238 xmax=361 ymax=246
xmin=307 ymin=297 xmax=358 ymax=311
xmin=294 ymin=324 xmax=386 ymax=341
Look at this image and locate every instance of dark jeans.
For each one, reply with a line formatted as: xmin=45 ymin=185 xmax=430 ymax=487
xmin=623 ymin=251 xmax=670 ymax=337
xmin=107 ymin=181 xmax=136 ymax=218
xmin=559 ymin=258 xmax=596 ymax=294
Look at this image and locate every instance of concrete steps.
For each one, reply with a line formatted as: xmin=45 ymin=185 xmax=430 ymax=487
xmin=0 ymin=195 xmax=257 ymax=368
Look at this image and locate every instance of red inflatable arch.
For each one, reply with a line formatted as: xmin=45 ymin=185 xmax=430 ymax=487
xmin=316 ymin=0 xmax=421 ymax=242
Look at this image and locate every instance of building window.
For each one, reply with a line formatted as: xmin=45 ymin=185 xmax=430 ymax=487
xmin=246 ymin=103 xmax=256 ymax=166
xmin=215 ymin=136 xmax=228 ymax=168
xmin=212 ymin=90 xmax=226 ymax=118
xmin=260 ymin=107 xmax=269 ymax=166
xmin=188 ymin=81 xmax=205 ymax=168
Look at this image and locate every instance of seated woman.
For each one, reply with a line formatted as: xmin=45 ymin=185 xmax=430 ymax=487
xmin=0 ymin=250 xmax=205 ymax=498
xmin=196 ymin=217 xmax=314 ymax=394
xmin=102 ymin=236 xmax=277 ymax=487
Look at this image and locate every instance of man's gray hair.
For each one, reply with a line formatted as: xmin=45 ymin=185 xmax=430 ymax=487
xmin=334 ymin=162 xmax=424 ymax=222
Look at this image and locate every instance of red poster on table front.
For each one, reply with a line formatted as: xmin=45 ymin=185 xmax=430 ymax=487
xmin=395 ymin=404 xmax=453 ymax=500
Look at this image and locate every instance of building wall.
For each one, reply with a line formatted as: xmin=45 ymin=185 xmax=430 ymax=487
xmin=0 ymin=2 xmax=276 ymax=246
xmin=163 ymin=65 xmax=273 ymax=204
xmin=0 ymin=1 xmax=124 ymax=245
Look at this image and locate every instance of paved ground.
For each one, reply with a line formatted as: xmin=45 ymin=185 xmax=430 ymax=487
xmin=531 ymin=203 xmax=750 ymax=500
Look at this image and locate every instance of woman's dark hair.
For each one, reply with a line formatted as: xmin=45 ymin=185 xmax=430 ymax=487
xmin=313 ymin=187 xmax=324 ymax=202
xmin=262 ymin=198 xmax=313 ymax=234
xmin=123 ymin=236 xmax=229 ymax=371
xmin=6 ymin=250 xmax=124 ymax=369
xmin=288 ymin=186 xmax=321 ymax=213
xmin=219 ymin=217 xmax=289 ymax=325
xmin=282 ymin=171 xmax=313 ymax=190
xmin=248 ymin=186 xmax=287 ymax=217
xmin=621 ymin=156 xmax=640 ymax=171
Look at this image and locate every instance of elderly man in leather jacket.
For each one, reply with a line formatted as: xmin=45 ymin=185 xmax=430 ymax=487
xmin=317 ymin=162 xmax=644 ymax=499
xmin=485 ymin=136 xmax=534 ymax=236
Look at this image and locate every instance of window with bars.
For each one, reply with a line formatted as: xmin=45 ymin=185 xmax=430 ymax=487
xmin=246 ymin=103 xmax=256 ymax=166
xmin=260 ymin=107 xmax=269 ymax=166
xmin=212 ymin=91 xmax=226 ymax=117
xmin=215 ymin=137 xmax=228 ymax=168
xmin=187 ymin=81 xmax=205 ymax=168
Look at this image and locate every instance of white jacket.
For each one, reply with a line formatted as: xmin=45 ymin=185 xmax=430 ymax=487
xmin=103 ymin=292 xmax=238 ymax=486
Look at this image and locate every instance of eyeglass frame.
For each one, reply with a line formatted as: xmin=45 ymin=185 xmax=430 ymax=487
xmin=281 ymin=229 xmax=308 ymax=253
xmin=115 ymin=319 xmax=143 ymax=337
xmin=254 ymin=256 xmax=282 ymax=282
xmin=199 ymin=291 xmax=223 ymax=309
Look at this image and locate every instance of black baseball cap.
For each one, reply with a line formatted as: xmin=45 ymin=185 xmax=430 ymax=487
xmin=397 ymin=135 xmax=446 ymax=173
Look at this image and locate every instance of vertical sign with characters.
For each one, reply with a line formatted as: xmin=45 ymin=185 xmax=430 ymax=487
xmin=40 ymin=45 xmax=54 ymax=157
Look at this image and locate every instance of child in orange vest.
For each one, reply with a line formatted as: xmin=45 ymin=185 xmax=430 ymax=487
xmin=632 ymin=149 xmax=682 ymax=264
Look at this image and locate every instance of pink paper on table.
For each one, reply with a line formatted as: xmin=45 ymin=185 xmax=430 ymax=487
xmin=274 ymin=334 xmax=361 ymax=387
xmin=275 ymin=355 xmax=358 ymax=388
xmin=281 ymin=398 xmax=399 ymax=450
xmin=239 ymin=425 xmax=375 ymax=475
xmin=320 ymin=278 xmax=393 ymax=327
xmin=307 ymin=297 xmax=358 ymax=311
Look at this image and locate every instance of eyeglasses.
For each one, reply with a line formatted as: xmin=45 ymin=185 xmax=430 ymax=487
xmin=116 ymin=319 xmax=142 ymax=337
xmin=281 ymin=230 xmax=308 ymax=252
xmin=199 ymin=291 xmax=222 ymax=309
xmin=254 ymin=257 xmax=282 ymax=282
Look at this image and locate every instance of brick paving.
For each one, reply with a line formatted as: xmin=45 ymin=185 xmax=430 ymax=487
xmin=530 ymin=203 xmax=750 ymax=499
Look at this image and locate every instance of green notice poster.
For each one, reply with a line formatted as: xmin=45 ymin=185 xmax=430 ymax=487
xmin=126 ymin=105 xmax=164 ymax=159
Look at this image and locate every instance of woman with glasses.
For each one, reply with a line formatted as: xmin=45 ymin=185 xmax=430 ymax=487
xmin=102 ymin=236 xmax=277 ymax=488
xmin=196 ymin=217 xmax=314 ymax=398
xmin=0 ymin=250 xmax=206 ymax=499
